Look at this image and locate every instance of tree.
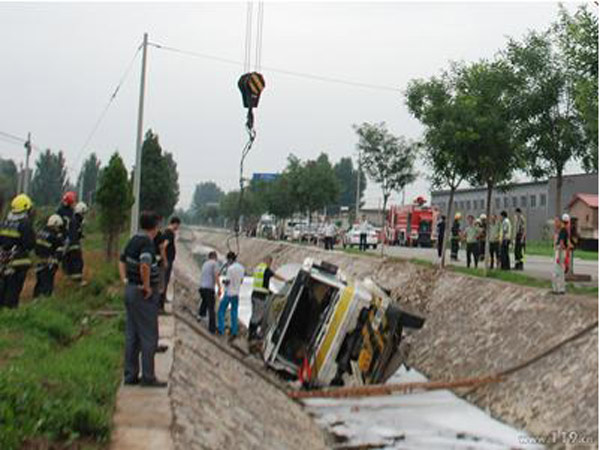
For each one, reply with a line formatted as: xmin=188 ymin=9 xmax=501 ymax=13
xmin=0 ymin=158 xmax=18 ymax=214
xmin=455 ymin=59 xmax=523 ymax=272
xmin=406 ymin=71 xmax=477 ymax=267
xmin=77 ymin=153 xmax=101 ymax=205
xmin=96 ymin=152 xmax=134 ymax=260
xmin=332 ymin=157 xmax=366 ymax=216
xmin=506 ymin=28 xmax=588 ymax=217
xmin=554 ymin=4 xmax=598 ymax=170
xmin=354 ymin=122 xmax=417 ymax=255
xmin=30 ymin=149 xmax=69 ymax=207
xmin=140 ymin=130 xmax=180 ymax=219
xmin=190 ymin=181 xmax=225 ymax=223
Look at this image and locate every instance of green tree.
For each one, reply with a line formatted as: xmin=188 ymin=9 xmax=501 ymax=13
xmin=406 ymin=70 xmax=477 ymax=267
xmin=77 ymin=153 xmax=101 ymax=205
xmin=190 ymin=181 xmax=225 ymax=223
xmin=455 ymin=59 xmax=523 ymax=272
xmin=30 ymin=149 xmax=69 ymax=207
xmin=0 ymin=158 xmax=18 ymax=214
xmin=96 ymin=153 xmax=134 ymax=260
xmin=554 ymin=4 xmax=598 ymax=170
xmin=506 ymin=28 xmax=588 ymax=216
xmin=220 ymin=189 xmax=259 ymax=229
xmin=354 ymin=122 xmax=417 ymax=254
xmin=140 ymin=130 xmax=180 ymax=219
xmin=332 ymin=157 xmax=366 ymax=217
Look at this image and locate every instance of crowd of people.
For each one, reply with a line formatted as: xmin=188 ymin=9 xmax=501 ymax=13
xmin=0 ymin=191 xmax=88 ymax=308
xmin=437 ymin=208 xmax=576 ymax=294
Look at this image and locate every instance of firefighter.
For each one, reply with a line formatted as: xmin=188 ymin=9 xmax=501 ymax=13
xmin=450 ymin=213 xmax=461 ymax=261
xmin=33 ymin=214 xmax=65 ymax=298
xmin=436 ymin=215 xmax=446 ymax=258
xmin=500 ymin=210 xmax=512 ymax=270
xmin=63 ymin=201 xmax=87 ymax=284
xmin=57 ymin=191 xmax=76 ymax=278
xmin=248 ymin=255 xmax=286 ymax=341
xmin=478 ymin=214 xmax=487 ymax=262
xmin=513 ymin=208 xmax=526 ymax=271
xmin=0 ymin=194 xmax=36 ymax=308
xmin=464 ymin=215 xmax=479 ymax=269
xmin=488 ymin=214 xmax=501 ymax=269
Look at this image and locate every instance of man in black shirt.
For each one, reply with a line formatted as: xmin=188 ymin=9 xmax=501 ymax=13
xmin=161 ymin=216 xmax=180 ymax=306
xmin=119 ymin=211 xmax=166 ymax=388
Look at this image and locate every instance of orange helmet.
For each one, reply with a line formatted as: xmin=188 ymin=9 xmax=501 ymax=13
xmin=62 ymin=191 xmax=77 ymax=206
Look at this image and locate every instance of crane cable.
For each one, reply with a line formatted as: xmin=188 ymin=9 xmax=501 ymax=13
xmin=230 ymin=1 xmax=265 ymax=254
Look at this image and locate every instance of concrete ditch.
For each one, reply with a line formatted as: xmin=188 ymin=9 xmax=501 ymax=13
xmin=182 ymin=227 xmax=598 ymax=448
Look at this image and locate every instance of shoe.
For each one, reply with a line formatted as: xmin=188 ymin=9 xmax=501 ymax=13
xmin=156 ymin=344 xmax=169 ymax=353
xmin=124 ymin=377 xmax=140 ymax=385
xmin=140 ymin=378 xmax=168 ymax=388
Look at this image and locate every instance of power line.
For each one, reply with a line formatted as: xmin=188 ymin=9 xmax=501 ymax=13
xmin=71 ymin=44 xmax=142 ymax=173
xmin=148 ymin=41 xmax=401 ymax=93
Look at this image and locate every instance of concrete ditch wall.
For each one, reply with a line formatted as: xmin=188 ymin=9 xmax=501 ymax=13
xmin=190 ymin=228 xmax=598 ymax=448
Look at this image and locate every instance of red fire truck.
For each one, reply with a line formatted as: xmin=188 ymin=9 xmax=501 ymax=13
xmin=386 ymin=197 xmax=440 ymax=247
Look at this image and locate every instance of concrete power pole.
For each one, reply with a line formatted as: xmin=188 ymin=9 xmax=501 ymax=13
xmin=130 ymin=32 xmax=149 ymax=236
xmin=355 ymin=150 xmax=361 ymax=220
xmin=23 ymin=132 xmax=32 ymax=195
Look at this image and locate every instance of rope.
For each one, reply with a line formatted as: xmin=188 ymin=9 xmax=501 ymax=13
xmin=244 ymin=1 xmax=253 ymax=73
xmin=254 ymin=1 xmax=264 ymax=72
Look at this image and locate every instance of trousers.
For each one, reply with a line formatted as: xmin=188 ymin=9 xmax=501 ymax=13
xmin=500 ymin=240 xmax=511 ymax=270
xmin=63 ymin=247 xmax=83 ymax=281
xmin=0 ymin=267 xmax=29 ymax=308
xmin=217 ymin=294 xmax=239 ymax=336
xmin=489 ymin=242 xmax=500 ymax=269
xmin=34 ymin=263 xmax=58 ymax=297
xmin=124 ymin=284 xmax=159 ymax=382
xmin=198 ymin=287 xmax=216 ymax=333
xmin=466 ymin=243 xmax=479 ymax=268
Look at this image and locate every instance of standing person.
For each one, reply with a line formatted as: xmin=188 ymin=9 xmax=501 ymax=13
xmin=153 ymin=221 xmax=168 ymax=313
xmin=248 ymin=255 xmax=286 ymax=341
xmin=436 ymin=215 xmax=446 ymax=259
xmin=464 ymin=215 xmax=480 ymax=269
xmin=65 ymin=202 xmax=88 ymax=285
xmin=198 ymin=251 xmax=222 ymax=334
xmin=217 ymin=251 xmax=245 ymax=339
xmin=500 ymin=210 xmax=512 ymax=270
xmin=57 ymin=191 xmax=76 ymax=277
xmin=119 ymin=211 xmax=166 ymax=387
xmin=161 ymin=217 xmax=181 ymax=306
xmin=0 ymin=194 xmax=36 ymax=308
xmin=450 ymin=213 xmax=461 ymax=261
xmin=33 ymin=214 xmax=65 ymax=298
xmin=488 ymin=214 xmax=501 ymax=269
xmin=478 ymin=214 xmax=487 ymax=262
xmin=513 ymin=208 xmax=527 ymax=271
xmin=323 ymin=218 xmax=336 ymax=251
xmin=552 ymin=214 xmax=570 ymax=295
xmin=358 ymin=215 xmax=369 ymax=251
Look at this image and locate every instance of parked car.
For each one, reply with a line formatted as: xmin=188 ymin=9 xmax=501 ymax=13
xmin=261 ymin=257 xmax=425 ymax=387
xmin=342 ymin=225 xmax=380 ymax=249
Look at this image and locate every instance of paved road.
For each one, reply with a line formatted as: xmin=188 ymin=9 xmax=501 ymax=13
xmin=361 ymin=245 xmax=598 ymax=283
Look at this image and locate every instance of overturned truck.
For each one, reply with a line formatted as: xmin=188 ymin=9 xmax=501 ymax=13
xmin=262 ymin=258 xmax=424 ymax=388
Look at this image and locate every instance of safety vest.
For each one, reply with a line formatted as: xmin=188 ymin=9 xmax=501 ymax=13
xmin=252 ymin=262 xmax=269 ymax=294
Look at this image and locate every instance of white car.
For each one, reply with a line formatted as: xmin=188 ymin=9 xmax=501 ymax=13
xmin=342 ymin=226 xmax=380 ymax=249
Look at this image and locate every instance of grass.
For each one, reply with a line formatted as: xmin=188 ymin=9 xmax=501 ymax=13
xmin=525 ymin=240 xmax=598 ymax=261
xmin=0 ymin=224 xmax=126 ymax=449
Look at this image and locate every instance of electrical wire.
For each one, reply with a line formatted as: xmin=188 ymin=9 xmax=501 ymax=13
xmin=148 ymin=41 xmax=401 ymax=93
xmin=255 ymin=1 xmax=264 ymax=72
xmin=71 ymin=43 xmax=142 ymax=173
xmin=244 ymin=1 xmax=253 ymax=73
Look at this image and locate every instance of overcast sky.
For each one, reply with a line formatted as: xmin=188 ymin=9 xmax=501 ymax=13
xmin=0 ymin=1 xmax=586 ymax=209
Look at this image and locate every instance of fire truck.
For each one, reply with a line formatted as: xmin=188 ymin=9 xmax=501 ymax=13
xmin=386 ymin=197 xmax=439 ymax=247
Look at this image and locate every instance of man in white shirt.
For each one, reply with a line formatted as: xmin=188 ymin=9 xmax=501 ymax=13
xmin=359 ymin=215 xmax=369 ymax=251
xmin=323 ymin=218 xmax=337 ymax=250
xmin=217 ymin=251 xmax=245 ymax=337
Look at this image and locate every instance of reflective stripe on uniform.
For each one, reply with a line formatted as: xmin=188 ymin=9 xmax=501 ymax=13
xmin=36 ymin=239 xmax=52 ymax=248
xmin=0 ymin=228 xmax=20 ymax=238
xmin=252 ymin=263 xmax=269 ymax=294
xmin=10 ymin=258 xmax=31 ymax=267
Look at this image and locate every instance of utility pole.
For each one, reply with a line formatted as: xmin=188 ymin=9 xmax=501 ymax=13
xmin=130 ymin=32 xmax=148 ymax=236
xmin=23 ymin=132 xmax=31 ymax=195
xmin=355 ymin=150 xmax=361 ymax=220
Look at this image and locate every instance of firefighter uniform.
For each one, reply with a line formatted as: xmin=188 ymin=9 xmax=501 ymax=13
xmin=500 ymin=215 xmax=512 ymax=270
xmin=514 ymin=214 xmax=526 ymax=271
xmin=489 ymin=219 xmax=501 ymax=269
xmin=33 ymin=222 xmax=64 ymax=298
xmin=248 ymin=262 xmax=273 ymax=340
xmin=58 ymin=204 xmax=85 ymax=282
xmin=0 ymin=196 xmax=36 ymax=308
xmin=450 ymin=218 xmax=461 ymax=261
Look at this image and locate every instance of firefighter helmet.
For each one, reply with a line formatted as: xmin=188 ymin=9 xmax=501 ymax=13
xmin=74 ymin=202 xmax=88 ymax=215
xmin=62 ymin=191 xmax=77 ymax=206
xmin=454 ymin=212 xmax=462 ymax=220
xmin=47 ymin=214 xmax=63 ymax=228
xmin=480 ymin=213 xmax=487 ymax=220
xmin=561 ymin=213 xmax=570 ymax=222
xmin=11 ymin=194 xmax=33 ymax=213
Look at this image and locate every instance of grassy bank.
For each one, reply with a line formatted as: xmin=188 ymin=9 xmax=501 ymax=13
xmin=525 ymin=240 xmax=598 ymax=261
xmin=0 ymin=227 xmax=125 ymax=449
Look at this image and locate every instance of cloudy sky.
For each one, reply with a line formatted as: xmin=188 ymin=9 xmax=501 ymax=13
xmin=0 ymin=1 xmax=585 ymax=209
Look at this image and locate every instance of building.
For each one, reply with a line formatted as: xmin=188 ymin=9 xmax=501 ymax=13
xmin=568 ymin=193 xmax=598 ymax=249
xmin=431 ymin=173 xmax=598 ymax=241
xmin=358 ymin=208 xmax=386 ymax=227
